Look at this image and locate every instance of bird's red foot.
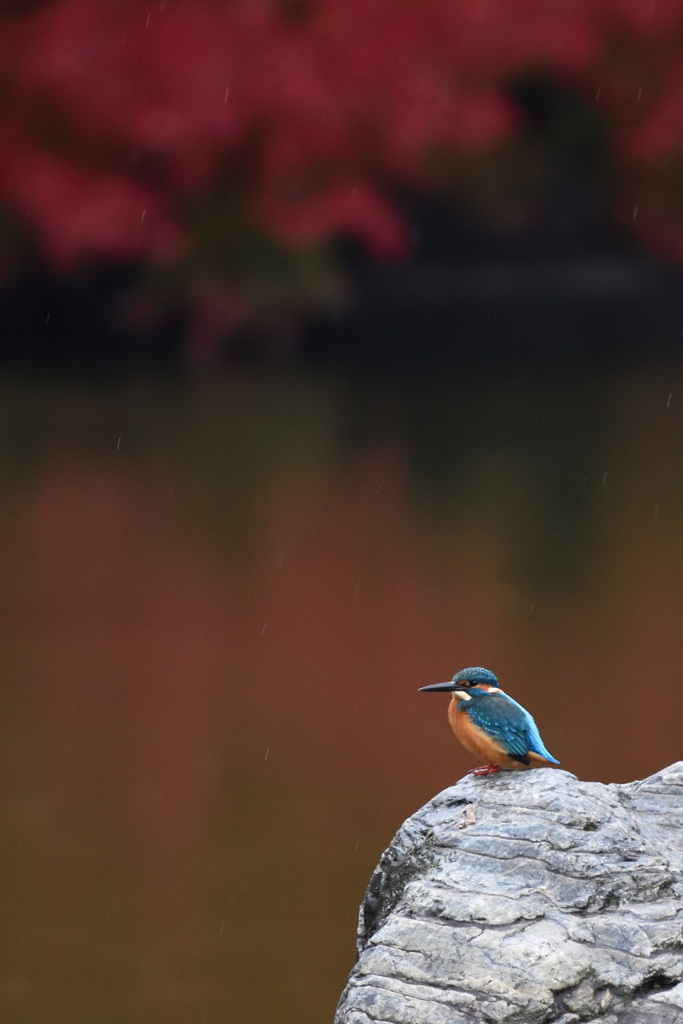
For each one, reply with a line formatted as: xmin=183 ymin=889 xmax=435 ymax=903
xmin=468 ymin=764 xmax=501 ymax=776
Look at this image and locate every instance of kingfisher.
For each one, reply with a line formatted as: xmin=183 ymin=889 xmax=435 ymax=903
xmin=419 ymin=666 xmax=559 ymax=776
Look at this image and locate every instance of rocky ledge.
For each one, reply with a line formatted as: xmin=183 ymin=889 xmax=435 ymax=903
xmin=335 ymin=763 xmax=683 ymax=1024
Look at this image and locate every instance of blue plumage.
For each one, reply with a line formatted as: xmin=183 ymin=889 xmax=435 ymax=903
xmin=461 ymin=688 xmax=559 ymax=764
xmin=499 ymin=692 xmax=559 ymax=763
xmin=451 ymin=666 xmax=498 ymax=688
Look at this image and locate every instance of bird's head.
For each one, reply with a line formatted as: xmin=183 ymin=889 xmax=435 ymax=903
xmin=419 ymin=666 xmax=500 ymax=699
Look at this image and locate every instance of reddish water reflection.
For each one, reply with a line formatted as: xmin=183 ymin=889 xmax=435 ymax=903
xmin=0 ymin=370 xmax=681 ymax=1023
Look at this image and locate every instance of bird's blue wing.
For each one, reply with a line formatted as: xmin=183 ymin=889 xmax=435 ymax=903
xmin=465 ymin=692 xmax=559 ymax=764
xmin=500 ymin=693 xmax=560 ymax=764
xmin=464 ymin=694 xmax=533 ymax=760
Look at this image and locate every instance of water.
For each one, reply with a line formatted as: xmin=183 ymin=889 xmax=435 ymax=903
xmin=0 ymin=366 xmax=681 ymax=1023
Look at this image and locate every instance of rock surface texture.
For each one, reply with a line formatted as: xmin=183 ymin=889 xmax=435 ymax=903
xmin=335 ymin=763 xmax=683 ymax=1024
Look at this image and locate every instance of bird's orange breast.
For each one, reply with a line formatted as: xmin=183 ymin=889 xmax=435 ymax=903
xmin=448 ymin=699 xmax=527 ymax=770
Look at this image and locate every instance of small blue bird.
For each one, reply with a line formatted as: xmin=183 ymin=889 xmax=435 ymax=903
xmin=419 ymin=666 xmax=559 ymax=776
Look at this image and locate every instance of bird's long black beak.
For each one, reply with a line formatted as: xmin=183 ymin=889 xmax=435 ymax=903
xmin=419 ymin=681 xmax=458 ymax=692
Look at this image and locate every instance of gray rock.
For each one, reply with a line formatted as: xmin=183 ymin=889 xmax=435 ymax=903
xmin=335 ymin=763 xmax=683 ymax=1024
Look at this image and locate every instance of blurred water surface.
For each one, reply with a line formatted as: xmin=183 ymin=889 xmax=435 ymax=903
xmin=0 ymin=366 xmax=682 ymax=1024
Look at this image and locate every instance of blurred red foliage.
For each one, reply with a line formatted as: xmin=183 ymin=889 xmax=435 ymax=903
xmin=1 ymin=0 xmax=683 ymax=326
